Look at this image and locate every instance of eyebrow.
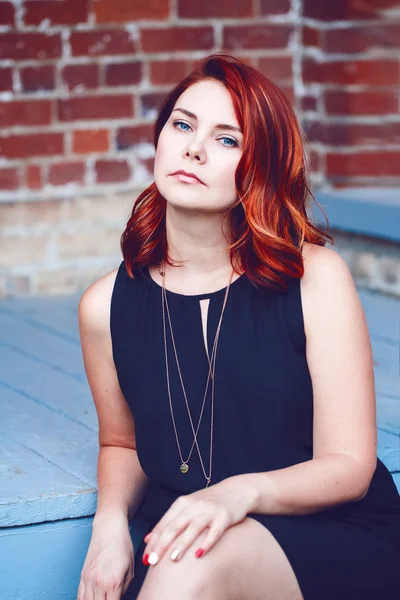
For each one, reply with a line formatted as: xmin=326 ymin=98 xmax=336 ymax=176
xmin=171 ymin=107 xmax=243 ymax=134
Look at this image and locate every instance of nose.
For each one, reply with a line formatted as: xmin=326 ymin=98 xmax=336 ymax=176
xmin=184 ymin=139 xmax=206 ymax=163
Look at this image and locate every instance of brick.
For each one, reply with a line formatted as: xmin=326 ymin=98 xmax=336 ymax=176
xmin=116 ymin=124 xmax=154 ymax=150
xmin=178 ymin=0 xmax=253 ymax=18
xmin=0 ymin=1 xmax=15 ymax=25
xmin=0 ymin=199 xmax=62 ymax=226
xmin=26 ymin=164 xmax=42 ymax=189
xmin=257 ymin=56 xmax=292 ymax=81
xmin=23 ymin=0 xmax=89 ymax=25
xmin=58 ymin=94 xmax=133 ymax=121
xmin=105 ymin=61 xmax=142 ymax=86
xmin=302 ymin=58 xmax=400 ymax=86
xmin=260 ymin=0 xmax=291 ymax=14
xmin=223 ymin=25 xmax=291 ymax=50
xmin=303 ymin=26 xmax=319 ymax=47
xmin=93 ymin=0 xmax=169 ymax=22
xmin=58 ymin=227 xmax=121 ymax=259
xmin=303 ymin=121 xmax=400 ymax=145
xmin=0 ymin=235 xmax=48 ymax=267
xmin=140 ymin=92 xmax=168 ymax=118
xmin=326 ymin=151 xmax=400 ymax=177
xmin=0 ymin=33 xmax=62 ymax=60
xmin=48 ymin=161 xmax=85 ymax=186
xmin=95 ymin=159 xmax=131 ymax=183
xmin=0 ymin=67 xmax=13 ymax=92
xmin=141 ymin=156 xmax=155 ymax=176
xmin=73 ymin=129 xmax=109 ymax=154
xmin=0 ymin=167 xmax=20 ymax=190
xmin=150 ymin=59 xmax=192 ymax=85
xmin=303 ymin=0 xmax=391 ymax=21
xmin=0 ymin=100 xmax=52 ymax=128
xmin=307 ymin=149 xmax=320 ymax=172
xmin=70 ymin=29 xmax=135 ymax=57
xmin=35 ymin=268 xmax=78 ymax=296
xmin=0 ymin=133 xmax=63 ymax=159
xmin=141 ymin=26 xmax=214 ymax=53
xmin=323 ymin=24 xmax=400 ymax=53
xmin=301 ymin=95 xmax=318 ymax=111
xmin=62 ymin=64 xmax=99 ymax=91
xmin=324 ymin=91 xmax=398 ymax=116
xmin=281 ymin=85 xmax=294 ymax=106
xmin=64 ymin=193 xmax=132 ymax=224
xmin=3 ymin=275 xmax=32 ymax=296
xmin=20 ymin=65 xmax=55 ymax=92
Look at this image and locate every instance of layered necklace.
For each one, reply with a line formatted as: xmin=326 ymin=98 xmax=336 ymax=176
xmin=159 ymin=261 xmax=234 ymax=488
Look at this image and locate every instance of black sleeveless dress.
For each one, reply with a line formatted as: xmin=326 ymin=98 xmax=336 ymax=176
xmin=110 ymin=260 xmax=400 ymax=599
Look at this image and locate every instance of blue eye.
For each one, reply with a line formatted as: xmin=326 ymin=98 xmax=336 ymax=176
xmin=172 ymin=120 xmax=238 ymax=148
xmin=174 ymin=120 xmax=190 ymax=132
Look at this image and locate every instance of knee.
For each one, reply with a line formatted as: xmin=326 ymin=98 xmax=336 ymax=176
xmin=137 ymin=532 xmax=223 ymax=600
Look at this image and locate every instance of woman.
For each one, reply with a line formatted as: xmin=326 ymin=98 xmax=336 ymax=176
xmin=77 ymin=53 xmax=400 ymax=600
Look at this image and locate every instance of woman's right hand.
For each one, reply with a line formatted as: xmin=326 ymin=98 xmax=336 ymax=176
xmin=77 ymin=513 xmax=135 ymax=600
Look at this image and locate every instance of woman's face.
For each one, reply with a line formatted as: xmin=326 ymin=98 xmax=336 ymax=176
xmin=154 ymin=79 xmax=244 ymax=214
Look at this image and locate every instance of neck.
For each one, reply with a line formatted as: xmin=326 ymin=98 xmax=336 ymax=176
xmin=164 ymin=205 xmax=233 ymax=277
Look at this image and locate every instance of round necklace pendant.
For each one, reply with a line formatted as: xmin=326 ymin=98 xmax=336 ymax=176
xmin=180 ymin=463 xmax=189 ymax=474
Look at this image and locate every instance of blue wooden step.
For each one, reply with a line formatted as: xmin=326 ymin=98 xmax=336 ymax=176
xmin=0 ymin=285 xmax=399 ymax=599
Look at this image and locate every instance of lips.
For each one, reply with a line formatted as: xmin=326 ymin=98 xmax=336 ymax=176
xmin=170 ymin=170 xmax=204 ymax=184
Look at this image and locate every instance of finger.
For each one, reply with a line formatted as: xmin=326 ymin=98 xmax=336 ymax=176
xmin=92 ymin=579 xmax=105 ymax=600
xmin=76 ymin=580 xmax=85 ymax=600
xmin=142 ymin=498 xmax=191 ymax=562
xmin=143 ymin=517 xmax=189 ymax=565
xmin=167 ymin=517 xmax=211 ymax=562
xmin=193 ymin=518 xmax=229 ymax=558
xmin=149 ymin=496 xmax=189 ymax=541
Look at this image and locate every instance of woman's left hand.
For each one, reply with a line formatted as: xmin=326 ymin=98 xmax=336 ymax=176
xmin=141 ymin=476 xmax=257 ymax=565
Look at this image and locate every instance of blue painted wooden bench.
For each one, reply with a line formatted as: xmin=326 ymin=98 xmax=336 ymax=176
xmin=0 ymin=285 xmax=399 ymax=599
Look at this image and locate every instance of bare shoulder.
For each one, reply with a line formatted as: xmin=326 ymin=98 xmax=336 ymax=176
xmin=78 ymin=266 xmax=119 ymax=336
xmin=300 ymin=242 xmax=361 ymax=337
xmin=301 ymin=241 xmax=354 ymax=288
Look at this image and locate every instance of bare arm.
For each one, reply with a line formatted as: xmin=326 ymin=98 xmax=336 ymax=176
xmin=223 ymin=244 xmax=378 ymax=516
xmin=78 ymin=268 xmax=150 ymax=527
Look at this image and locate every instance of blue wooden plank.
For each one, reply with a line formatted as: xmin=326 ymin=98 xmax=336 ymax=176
xmin=371 ymin=339 xmax=399 ymax=373
xmin=0 ymin=385 xmax=99 ymax=491
xmin=376 ymin=395 xmax=400 ymax=437
xmin=0 ymin=345 xmax=97 ymax=429
xmin=0 ymin=514 xmax=148 ymax=600
xmin=311 ymin=187 xmax=400 ymax=242
xmin=0 ymin=301 xmax=80 ymax=344
xmin=0 ymin=432 xmax=96 ymax=527
xmin=374 ymin=369 xmax=400 ymax=400
xmin=0 ymin=312 xmax=85 ymax=381
xmin=377 ymin=429 xmax=400 ymax=473
xmin=358 ymin=288 xmax=400 ymax=345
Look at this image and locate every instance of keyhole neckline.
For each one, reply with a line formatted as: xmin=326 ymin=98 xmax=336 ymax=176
xmin=144 ymin=265 xmax=246 ymax=300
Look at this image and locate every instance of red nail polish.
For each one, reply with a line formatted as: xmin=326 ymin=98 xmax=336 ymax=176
xmin=142 ymin=553 xmax=150 ymax=566
xmin=195 ymin=548 xmax=205 ymax=558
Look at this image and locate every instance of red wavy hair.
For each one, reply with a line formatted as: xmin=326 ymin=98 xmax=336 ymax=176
xmin=121 ymin=52 xmax=333 ymax=292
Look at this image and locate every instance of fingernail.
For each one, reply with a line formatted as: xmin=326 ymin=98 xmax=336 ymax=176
xmin=195 ymin=548 xmax=205 ymax=558
xmin=170 ymin=548 xmax=180 ymax=561
xmin=148 ymin=552 xmax=159 ymax=565
xmin=142 ymin=553 xmax=150 ymax=566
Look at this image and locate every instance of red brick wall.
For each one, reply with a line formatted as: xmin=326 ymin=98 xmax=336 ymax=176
xmin=302 ymin=0 xmax=400 ymax=187
xmin=0 ymin=0 xmax=399 ymax=297
xmin=0 ymin=0 xmax=295 ymax=199
xmin=1 ymin=0 xmax=398 ymax=198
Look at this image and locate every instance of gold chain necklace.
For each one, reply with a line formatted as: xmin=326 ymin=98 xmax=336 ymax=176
xmin=160 ymin=262 xmax=233 ymax=488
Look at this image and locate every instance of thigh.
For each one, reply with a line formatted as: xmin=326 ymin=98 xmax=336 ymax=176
xmin=218 ymin=516 xmax=304 ymax=600
xmin=136 ymin=516 xmax=303 ymax=600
